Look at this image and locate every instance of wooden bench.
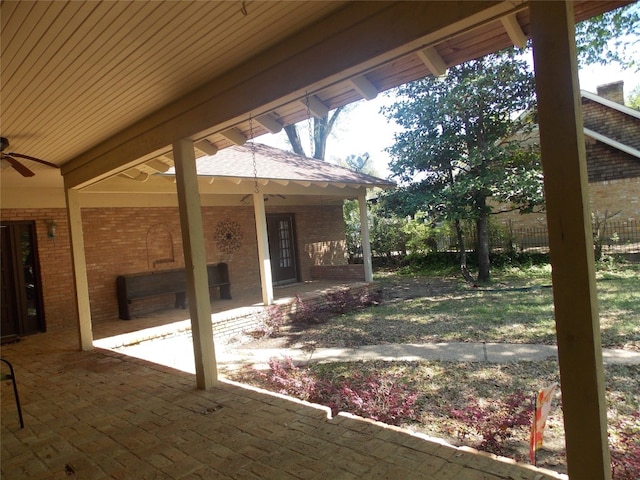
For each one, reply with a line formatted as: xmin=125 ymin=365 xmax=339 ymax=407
xmin=116 ymin=263 xmax=231 ymax=320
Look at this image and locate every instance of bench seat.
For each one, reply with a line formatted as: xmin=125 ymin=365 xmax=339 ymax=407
xmin=116 ymin=263 xmax=231 ymax=320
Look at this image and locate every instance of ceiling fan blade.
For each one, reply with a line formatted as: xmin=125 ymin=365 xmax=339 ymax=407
xmin=7 ymin=152 xmax=59 ymax=169
xmin=2 ymin=155 xmax=36 ymax=177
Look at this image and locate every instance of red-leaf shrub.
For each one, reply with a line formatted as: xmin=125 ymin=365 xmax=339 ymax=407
xmin=291 ymin=294 xmax=328 ymax=325
xmin=323 ymin=373 xmax=419 ymax=425
xmin=325 ymin=289 xmax=357 ymax=314
xmin=262 ymin=357 xmax=418 ymax=426
xmin=610 ymin=411 xmax=640 ymax=480
xmin=265 ymin=357 xmax=318 ymax=402
xmin=450 ymin=392 xmax=533 ymax=456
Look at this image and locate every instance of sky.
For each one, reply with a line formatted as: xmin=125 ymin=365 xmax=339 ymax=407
xmin=258 ymin=60 xmax=640 ymax=180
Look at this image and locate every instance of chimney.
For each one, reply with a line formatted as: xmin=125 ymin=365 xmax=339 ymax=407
xmin=596 ymin=81 xmax=624 ymax=105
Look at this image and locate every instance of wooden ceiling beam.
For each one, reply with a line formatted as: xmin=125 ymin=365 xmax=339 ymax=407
xmin=194 ymin=139 xmax=219 ymax=155
xmin=302 ymin=95 xmax=329 ymax=119
xmin=119 ymin=168 xmax=149 ymax=182
xmin=271 ymin=179 xmax=290 ymax=186
xmin=144 ymin=159 xmax=171 ymax=173
xmin=220 ymin=128 xmax=247 ymax=146
xmin=501 ymin=13 xmax=528 ymax=48
xmin=417 ymin=46 xmax=447 ymax=77
xmin=350 ymin=75 xmax=378 ymax=100
xmin=255 ymin=113 xmax=283 ymax=134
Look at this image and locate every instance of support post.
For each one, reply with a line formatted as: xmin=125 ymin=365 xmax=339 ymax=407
xmin=173 ymin=138 xmax=217 ymax=389
xmin=253 ymin=193 xmax=274 ymax=305
xmin=530 ymin=2 xmax=611 ymax=478
xmin=358 ymin=193 xmax=373 ymax=282
xmin=65 ymin=188 xmax=93 ymax=351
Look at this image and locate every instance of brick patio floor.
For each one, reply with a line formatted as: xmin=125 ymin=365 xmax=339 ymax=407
xmin=2 ymin=291 xmax=566 ymax=480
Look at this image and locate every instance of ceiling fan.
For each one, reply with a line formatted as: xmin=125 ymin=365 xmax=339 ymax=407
xmin=0 ymin=136 xmax=59 ymax=177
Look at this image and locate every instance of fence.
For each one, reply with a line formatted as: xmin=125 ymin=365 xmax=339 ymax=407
xmin=355 ymin=220 xmax=640 ymax=262
xmin=456 ymin=220 xmax=640 ymax=255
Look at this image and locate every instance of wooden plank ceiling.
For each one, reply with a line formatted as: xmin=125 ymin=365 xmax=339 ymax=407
xmin=1 ymin=1 xmax=343 ymax=168
xmin=0 ymin=1 xmax=628 ymax=185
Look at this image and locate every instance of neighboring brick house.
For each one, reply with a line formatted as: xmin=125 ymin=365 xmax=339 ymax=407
xmin=1 ymin=144 xmax=392 ymax=336
xmin=496 ymin=81 xmax=640 ymax=244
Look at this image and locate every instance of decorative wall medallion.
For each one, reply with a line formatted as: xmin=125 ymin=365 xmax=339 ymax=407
xmin=215 ymin=219 xmax=243 ymax=254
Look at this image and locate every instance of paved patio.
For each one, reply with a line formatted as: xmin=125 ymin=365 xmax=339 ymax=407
xmin=2 ymin=283 xmax=566 ymax=480
xmin=91 ymin=281 xmax=369 ymax=342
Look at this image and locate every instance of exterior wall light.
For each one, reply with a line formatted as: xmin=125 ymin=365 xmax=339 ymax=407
xmin=47 ymin=219 xmax=57 ymax=239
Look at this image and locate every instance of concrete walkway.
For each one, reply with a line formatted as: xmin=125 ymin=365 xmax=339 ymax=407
xmin=95 ymin=326 xmax=640 ymax=375
xmin=220 ymin=342 xmax=640 ymax=370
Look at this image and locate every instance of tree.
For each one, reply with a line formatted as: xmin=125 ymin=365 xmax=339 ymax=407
xmin=340 ymin=153 xmax=385 ymax=262
xmin=344 ymin=153 xmax=371 ymax=173
xmin=382 ymin=48 xmax=542 ymax=283
xmin=575 ymin=3 xmax=639 ymax=70
xmin=627 ymin=84 xmax=640 ymax=110
xmin=284 ymin=106 xmax=346 ymax=160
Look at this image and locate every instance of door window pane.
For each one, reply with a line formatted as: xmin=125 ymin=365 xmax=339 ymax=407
xmin=278 ymin=220 xmax=291 ymax=268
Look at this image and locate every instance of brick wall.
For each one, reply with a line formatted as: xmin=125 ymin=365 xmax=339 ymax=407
xmin=584 ymin=139 xmax=640 ymax=183
xmin=90 ymin=204 xmax=347 ymax=321
xmin=495 ymin=177 xmax=640 ymax=231
xmin=212 ymin=308 xmax=266 ymax=339
xmin=1 ymin=203 xmax=348 ymax=329
xmin=0 ymin=209 xmax=77 ymax=331
xmin=582 ymin=97 xmax=640 ymax=182
xmin=589 ymin=178 xmax=640 ymax=222
xmin=495 ymin=95 xmax=640 ymax=230
xmin=310 ymin=265 xmax=365 ymax=281
xmin=596 ymin=81 xmax=624 ymax=105
xmin=266 ymin=205 xmax=348 ymax=281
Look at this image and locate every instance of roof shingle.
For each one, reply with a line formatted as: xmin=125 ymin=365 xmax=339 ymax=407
xmin=168 ymin=143 xmax=395 ymax=189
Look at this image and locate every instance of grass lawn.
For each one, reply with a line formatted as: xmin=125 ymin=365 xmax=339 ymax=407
xmin=282 ymin=262 xmax=639 ymax=350
xmin=226 ymin=261 xmax=640 ymax=477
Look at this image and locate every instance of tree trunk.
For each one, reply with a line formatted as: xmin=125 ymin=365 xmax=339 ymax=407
xmin=284 ymin=124 xmax=305 ymax=156
xmin=476 ymin=212 xmax=491 ymax=283
xmin=284 ymin=106 xmax=345 ymax=160
xmin=313 ymin=117 xmax=327 ymax=160
xmin=455 ymin=219 xmax=476 ymax=284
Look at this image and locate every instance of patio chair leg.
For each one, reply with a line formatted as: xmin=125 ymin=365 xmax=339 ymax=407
xmin=1 ymin=358 xmax=25 ymax=429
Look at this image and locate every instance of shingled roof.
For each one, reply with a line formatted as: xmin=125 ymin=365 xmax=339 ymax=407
xmin=168 ymin=143 xmax=395 ymax=189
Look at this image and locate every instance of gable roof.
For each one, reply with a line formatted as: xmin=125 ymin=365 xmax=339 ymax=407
xmin=580 ymin=89 xmax=640 ymax=160
xmin=583 ymin=127 xmax=640 ymax=160
xmin=167 ymin=143 xmax=395 ymax=189
xmin=581 ymin=90 xmax=640 ymax=119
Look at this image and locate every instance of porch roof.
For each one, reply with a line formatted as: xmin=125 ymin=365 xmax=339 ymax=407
xmin=0 ymin=1 xmax=626 ymax=188
xmin=166 ymin=143 xmax=396 ymax=189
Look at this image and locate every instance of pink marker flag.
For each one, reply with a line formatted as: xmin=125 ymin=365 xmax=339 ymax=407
xmin=529 ymin=383 xmax=558 ymax=465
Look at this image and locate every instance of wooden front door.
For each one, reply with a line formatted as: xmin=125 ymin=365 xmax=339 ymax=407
xmin=266 ymin=214 xmax=298 ymax=286
xmin=0 ymin=222 xmax=45 ymax=339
